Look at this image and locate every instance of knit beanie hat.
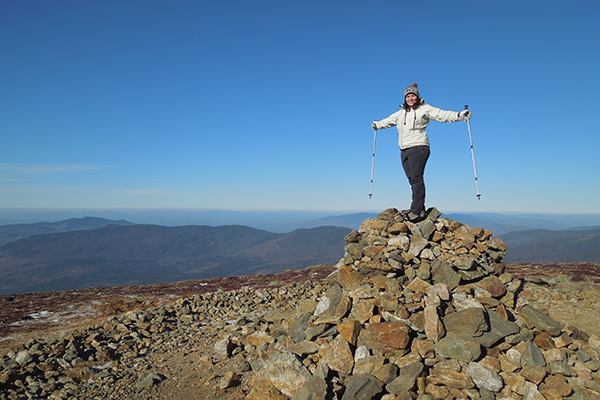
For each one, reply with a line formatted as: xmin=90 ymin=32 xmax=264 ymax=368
xmin=404 ymin=82 xmax=420 ymax=98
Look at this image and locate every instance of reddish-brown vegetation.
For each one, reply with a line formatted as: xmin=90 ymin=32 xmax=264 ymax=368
xmin=505 ymin=262 xmax=600 ymax=283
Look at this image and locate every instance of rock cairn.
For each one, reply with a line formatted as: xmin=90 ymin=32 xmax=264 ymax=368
xmin=1 ymin=208 xmax=600 ymax=399
xmin=233 ymin=208 xmax=600 ymax=399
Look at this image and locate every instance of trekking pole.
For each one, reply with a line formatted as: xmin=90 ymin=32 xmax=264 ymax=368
xmin=465 ymin=105 xmax=481 ymax=200
xmin=369 ymin=128 xmax=377 ymax=198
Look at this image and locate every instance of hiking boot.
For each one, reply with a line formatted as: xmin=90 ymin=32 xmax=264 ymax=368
xmin=406 ymin=210 xmax=427 ymax=223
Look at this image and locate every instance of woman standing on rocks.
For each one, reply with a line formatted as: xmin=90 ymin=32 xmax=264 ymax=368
xmin=372 ymin=83 xmax=471 ymax=222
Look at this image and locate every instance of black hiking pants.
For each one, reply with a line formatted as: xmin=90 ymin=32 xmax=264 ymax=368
xmin=401 ymin=145 xmax=430 ymax=215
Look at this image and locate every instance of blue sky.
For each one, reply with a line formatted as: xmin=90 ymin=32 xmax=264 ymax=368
xmin=1 ymin=0 xmax=599 ymax=217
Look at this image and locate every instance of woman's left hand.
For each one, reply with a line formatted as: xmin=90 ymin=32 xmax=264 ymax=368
xmin=459 ymin=110 xmax=471 ymax=120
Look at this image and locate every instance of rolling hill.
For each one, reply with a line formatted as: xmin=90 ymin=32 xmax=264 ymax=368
xmin=0 ymin=224 xmax=350 ymax=295
xmin=500 ymin=227 xmax=600 ymax=263
xmin=0 ymin=217 xmax=134 ymax=247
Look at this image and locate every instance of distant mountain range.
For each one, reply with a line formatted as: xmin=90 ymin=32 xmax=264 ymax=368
xmin=0 ymin=223 xmax=350 ymax=295
xmin=0 ymin=216 xmax=134 ymax=247
xmin=1 ymin=213 xmax=599 ymax=295
xmin=4 ymin=209 xmax=600 ymax=233
xmin=499 ymin=227 xmax=600 ymax=263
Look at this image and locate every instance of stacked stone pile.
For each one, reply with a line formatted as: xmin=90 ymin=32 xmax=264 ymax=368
xmin=224 ymin=208 xmax=600 ymax=399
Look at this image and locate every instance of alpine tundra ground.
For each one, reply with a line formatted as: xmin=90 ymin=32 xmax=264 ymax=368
xmin=2 ymin=262 xmax=600 ymax=399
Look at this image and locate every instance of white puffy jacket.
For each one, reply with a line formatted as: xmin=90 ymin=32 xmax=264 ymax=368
xmin=374 ymin=102 xmax=464 ymax=150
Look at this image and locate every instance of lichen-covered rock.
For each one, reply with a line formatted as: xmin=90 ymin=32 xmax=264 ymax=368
xmin=250 ymin=352 xmax=312 ymax=397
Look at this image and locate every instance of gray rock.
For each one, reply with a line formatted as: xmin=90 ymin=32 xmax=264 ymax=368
xmin=408 ymin=237 xmax=429 ymax=258
xmin=427 ymin=368 xmax=475 ymax=389
xmin=506 ymin=328 xmax=534 ymax=345
xmin=417 ymin=261 xmax=432 ymax=280
xmin=433 ymin=333 xmax=482 ymax=362
xmin=428 ymin=207 xmax=442 ymax=219
xmin=567 ymin=377 xmax=600 ymax=400
xmin=219 ymin=372 xmax=238 ymax=390
xmin=249 ymin=358 xmax=265 ymax=372
xmin=62 ymin=351 xmax=78 ymax=362
xmin=410 ymin=219 xmax=436 ymax=239
xmin=289 ymin=313 xmax=312 ymax=343
xmin=353 ymin=355 xmax=385 ymax=375
xmin=292 ymin=376 xmax=328 ymax=400
xmin=251 ymin=352 xmax=312 ymax=397
xmin=10 ymin=210 xmax=598 ymax=400
xmin=443 ymin=307 xmax=488 ymax=337
xmin=135 ymin=372 xmax=162 ymax=389
xmin=314 ymin=296 xmax=330 ymax=316
xmin=345 ymin=230 xmax=361 ymax=244
xmin=522 ymin=340 xmax=546 ymax=367
xmin=465 ymin=362 xmax=504 ymax=392
xmin=431 ymin=260 xmax=461 ymax=290
xmin=453 ymin=256 xmax=477 ymax=270
xmin=549 ymin=360 xmax=573 ymax=376
xmin=458 ymin=268 xmax=485 ymax=282
xmin=479 ymin=387 xmax=496 ymax=400
xmin=313 ymin=364 xmax=330 ymax=380
xmin=15 ymin=350 xmax=33 ymax=366
xmin=354 ymin=345 xmax=370 ymax=362
xmin=386 ymin=361 xmax=424 ymax=394
xmin=373 ymin=363 xmax=398 ymax=385
xmin=520 ymin=305 xmax=564 ymax=336
xmin=576 ymin=349 xmax=592 ymax=363
xmin=476 ymin=308 xmax=519 ymax=347
xmin=0 ymin=369 xmax=16 ymax=385
xmin=305 ymin=324 xmax=329 ymax=341
xmin=214 ymin=336 xmax=234 ymax=358
xmin=327 ymin=284 xmax=343 ymax=317
xmin=452 ymin=292 xmax=484 ymax=310
xmin=388 ymin=236 xmax=410 ymax=250
xmin=287 ymin=340 xmax=320 ymax=357
xmin=342 ymin=374 xmax=384 ymax=400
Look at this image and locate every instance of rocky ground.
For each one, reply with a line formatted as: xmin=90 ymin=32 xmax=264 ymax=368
xmin=0 ymin=267 xmax=336 ymax=400
xmin=2 ymin=264 xmax=600 ymax=400
xmin=2 ymin=209 xmax=600 ymax=400
xmin=0 ymin=268 xmax=336 ymax=355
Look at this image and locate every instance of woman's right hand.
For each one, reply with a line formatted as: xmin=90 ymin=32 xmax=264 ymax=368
xmin=372 ymin=121 xmax=378 ymax=130
xmin=459 ymin=110 xmax=471 ymax=120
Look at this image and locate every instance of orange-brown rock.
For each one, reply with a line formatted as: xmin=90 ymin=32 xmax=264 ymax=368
xmin=337 ymin=319 xmax=362 ymax=346
xmin=366 ymin=322 xmax=411 ymax=351
xmin=544 ymin=374 xmax=572 ymax=397
xmin=337 ymin=264 xmax=365 ymax=290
